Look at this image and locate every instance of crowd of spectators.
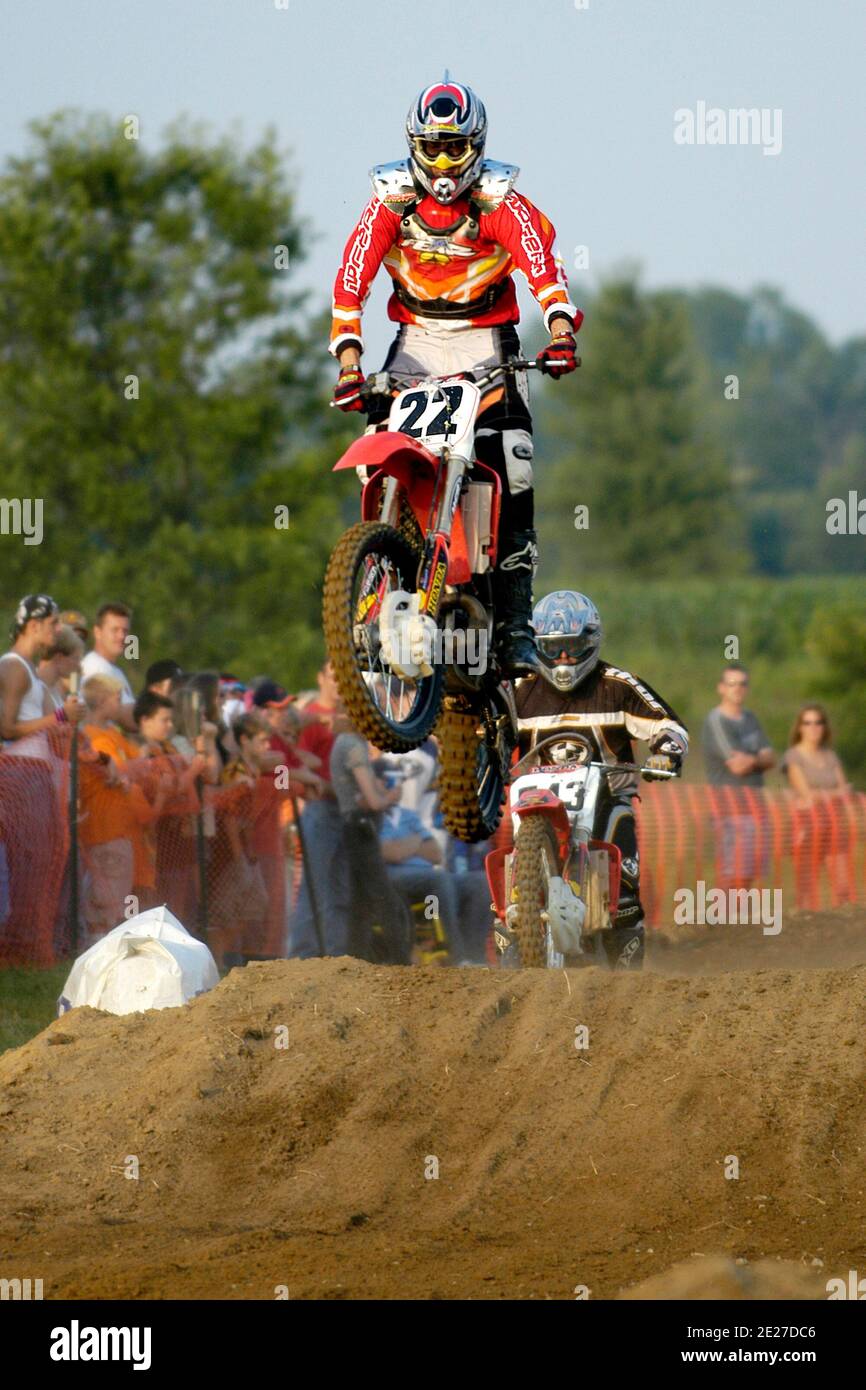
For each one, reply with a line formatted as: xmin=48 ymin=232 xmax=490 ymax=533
xmin=0 ymin=600 xmax=862 ymax=968
xmin=0 ymin=593 xmax=496 ymax=967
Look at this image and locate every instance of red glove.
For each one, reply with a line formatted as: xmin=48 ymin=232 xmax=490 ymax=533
xmin=333 ymin=366 xmax=366 ymax=412
xmin=536 ymin=331 xmax=579 ymax=379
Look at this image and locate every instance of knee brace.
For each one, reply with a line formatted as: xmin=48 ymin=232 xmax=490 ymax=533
xmin=476 ymin=426 xmax=534 ymax=496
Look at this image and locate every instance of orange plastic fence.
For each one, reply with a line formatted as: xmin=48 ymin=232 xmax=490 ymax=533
xmin=2 ymin=743 xmax=865 ymax=968
xmin=0 ymin=734 xmax=300 ymax=968
xmin=636 ymin=782 xmax=866 ymax=925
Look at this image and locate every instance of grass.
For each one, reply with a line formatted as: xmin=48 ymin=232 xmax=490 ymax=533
xmin=0 ymin=965 xmax=70 ymax=1055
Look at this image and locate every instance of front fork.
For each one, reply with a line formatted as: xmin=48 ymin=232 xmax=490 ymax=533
xmin=415 ymin=451 xmax=467 ymax=621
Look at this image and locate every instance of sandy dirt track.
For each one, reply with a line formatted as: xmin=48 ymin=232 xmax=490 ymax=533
xmin=1 ymin=909 xmax=864 ymax=1300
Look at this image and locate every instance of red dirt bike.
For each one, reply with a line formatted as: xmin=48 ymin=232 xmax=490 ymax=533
xmin=323 ymin=358 xmax=540 ymax=841
xmin=486 ymin=732 xmax=677 ymax=968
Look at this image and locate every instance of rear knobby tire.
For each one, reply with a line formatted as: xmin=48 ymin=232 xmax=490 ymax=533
xmin=511 ymin=815 xmax=560 ymax=968
xmin=437 ymin=705 xmax=509 ymax=843
xmin=323 ymin=520 xmax=442 ymax=753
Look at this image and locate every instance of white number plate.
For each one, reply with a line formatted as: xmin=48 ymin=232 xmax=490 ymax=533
xmin=389 ymin=377 xmax=480 ymax=456
xmin=511 ymin=768 xmax=588 ymax=810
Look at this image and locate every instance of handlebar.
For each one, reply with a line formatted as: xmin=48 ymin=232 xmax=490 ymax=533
xmin=329 ymin=356 xmax=542 ymax=410
xmin=511 ymin=732 xmax=679 ymax=782
xmin=513 ymin=757 xmax=677 ymax=782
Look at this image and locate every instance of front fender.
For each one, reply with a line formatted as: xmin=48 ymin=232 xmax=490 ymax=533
xmin=513 ymin=789 xmax=571 ymax=843
xmin=333 ymin=431 xmax=439 ymax=475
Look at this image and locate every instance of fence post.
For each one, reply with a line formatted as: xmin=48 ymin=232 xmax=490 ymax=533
xmin=191 ymin=690 xmax=210 ymax=944
xmin=68 ymin=672 xmax=80 ymax=955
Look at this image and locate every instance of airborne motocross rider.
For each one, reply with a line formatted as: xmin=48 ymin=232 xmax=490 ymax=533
xmin=518 ymin=591 xmax=689 ymax=969
xmin=330 ymin=76 xmax=581 ymax=677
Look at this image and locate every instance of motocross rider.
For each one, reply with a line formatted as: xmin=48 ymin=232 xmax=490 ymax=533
xmin=330 ymin=76 xmax=581 ymax=677
xmin=516 ymin=591 xmax=689 ymax=968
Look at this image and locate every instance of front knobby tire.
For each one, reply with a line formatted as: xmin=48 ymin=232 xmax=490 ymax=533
xmin=511 ymin=815 xmax=560 ymax=968
xmin=323 ymin=520 xmax=443 ymax=752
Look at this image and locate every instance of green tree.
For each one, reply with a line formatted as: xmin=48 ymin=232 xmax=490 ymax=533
xmin=0 ymin=112 xmax=353 ymax=682
xmin=535 ymin=274 xmax=739 ymax=584
xmin=807 ymin=600 xmax=866 ymax=781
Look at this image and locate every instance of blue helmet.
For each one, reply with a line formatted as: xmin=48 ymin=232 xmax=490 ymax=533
xmin=532 ymin=591 xmax=602 ymax=691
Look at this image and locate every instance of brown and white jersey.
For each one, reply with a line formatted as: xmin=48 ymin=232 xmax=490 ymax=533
xmin=514 ymin=661 xmax=689 ymax=795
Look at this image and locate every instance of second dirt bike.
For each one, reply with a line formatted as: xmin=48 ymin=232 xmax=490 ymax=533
xmin=486 ymin=732 xmax=677 ymax=968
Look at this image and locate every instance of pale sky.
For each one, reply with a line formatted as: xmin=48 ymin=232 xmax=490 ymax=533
xmin=1 ymin=0 xmax=863 ymax=364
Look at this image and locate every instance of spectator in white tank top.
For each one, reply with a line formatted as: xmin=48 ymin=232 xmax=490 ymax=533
xmin=0 ymin=594 xmax=84 ymax=755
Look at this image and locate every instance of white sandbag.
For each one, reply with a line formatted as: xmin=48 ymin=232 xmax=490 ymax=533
xmin=58 ymin=904 xmax=218 ymax=1016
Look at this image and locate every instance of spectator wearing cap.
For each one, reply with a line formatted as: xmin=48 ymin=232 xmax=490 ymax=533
xmin=0 ymin=595 xmax=84 ymax=752
xmin=38 ymin=624 xmax=86 ymax=708
xmin=218 ymin=675 xmax=246 ymax=734
xmin=60 ymin=611 xmax=89 ymax=645
xmin=80 ymin=602 xmax=137 ymax=732
xmin=145 ymin=659 xmax=185 ymax=697
xmin=253 ymin=680 xmax=326 ymax=797
xmin=0 ymin=595 xmax=83 ymax=965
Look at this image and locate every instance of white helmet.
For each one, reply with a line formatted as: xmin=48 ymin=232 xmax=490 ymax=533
xmin=533 ymin=591 xmax=602 ymax=692
xmin=406 ymin=75 xmax=487 ymax=205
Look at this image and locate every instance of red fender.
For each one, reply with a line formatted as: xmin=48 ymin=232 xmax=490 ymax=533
xmin=514 ymin=788 xmax=571 ymax=858
xmin=333 ymin=430 xmax=438 ymax=477
xmin=334 ymin=432 xmax=502 ymax=585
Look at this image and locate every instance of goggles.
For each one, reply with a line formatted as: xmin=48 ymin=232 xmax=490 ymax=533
xmin=536 ymin=633 xmax=595 ymax=664
xmin=415 ymin=137 xmax=473 ymax=166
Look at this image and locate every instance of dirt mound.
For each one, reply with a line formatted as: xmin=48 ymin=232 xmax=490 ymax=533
xmin=1 ymin=910 xmax=865 ymax=1299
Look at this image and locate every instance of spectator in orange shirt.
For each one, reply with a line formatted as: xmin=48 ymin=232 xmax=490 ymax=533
xmin=134 ymin=688 xmax=209 ymax=925
xmin=81 ymin=675 xmax=170 ymax=934
xmin=210 ymin=713 xmax=274 ymax=965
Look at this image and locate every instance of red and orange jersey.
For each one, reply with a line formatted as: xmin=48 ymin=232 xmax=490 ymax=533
xmin=330 ymin=173 xmax=581 ymax=355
